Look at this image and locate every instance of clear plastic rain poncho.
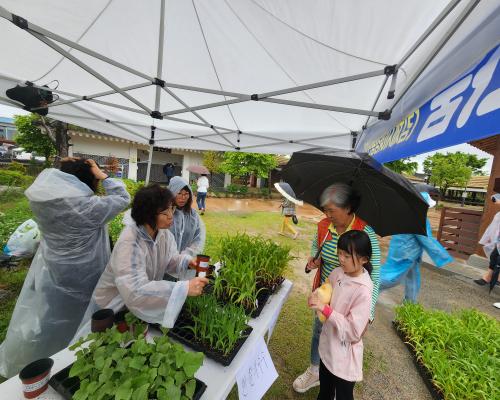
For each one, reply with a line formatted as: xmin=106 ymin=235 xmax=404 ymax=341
xmin=380 ymin=192 xmax=453 ymax=302
xmin=123 ymin=176 xmax=205 ymax=279
xmin=0 ymin=169 xmax=130 ymax=378
xmin=479 ymin=211 xmax=500 ymax=258
xmin=74 ymin=224 xmax=192 ymax=340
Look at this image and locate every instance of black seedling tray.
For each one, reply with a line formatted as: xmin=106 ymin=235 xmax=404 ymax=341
xmin=168 ymin=312 xmax=253 ymax=367
xmin=392 ymin=321 xmax=444 ymax=400
xmin=49 ymin=362 xmax=207 ymax=400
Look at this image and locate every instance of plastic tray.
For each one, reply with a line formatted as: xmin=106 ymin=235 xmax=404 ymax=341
xmin=49 ymin=362 xmax=207 ymax=400
xmin=392 ymin=321 xmax=444 ymax=400
xmin=168 ymin=312 xmax=253 ymax=367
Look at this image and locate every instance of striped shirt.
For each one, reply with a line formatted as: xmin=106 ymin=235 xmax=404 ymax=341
xmin=311 ymin=218 xmax=381 ymax=319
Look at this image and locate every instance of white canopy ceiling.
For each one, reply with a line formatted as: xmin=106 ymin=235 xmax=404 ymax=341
xmin=0 ymin=0 xmax=495 ymax=154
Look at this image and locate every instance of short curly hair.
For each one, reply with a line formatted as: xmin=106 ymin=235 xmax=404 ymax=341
xmin=131 ymin=184 xmax=174 ymax=229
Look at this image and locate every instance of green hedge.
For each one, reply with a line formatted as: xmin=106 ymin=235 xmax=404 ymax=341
xmin=0 ymin=170 xmax=34 ymax=188
xmin=395 ymin=303 xmax=500 ymax=400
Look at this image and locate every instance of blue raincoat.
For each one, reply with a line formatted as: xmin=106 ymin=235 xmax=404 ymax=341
xmin=380 ymin=192 xmax=453 ymax=302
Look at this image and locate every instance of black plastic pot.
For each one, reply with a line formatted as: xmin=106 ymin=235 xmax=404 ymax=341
xmin=50 ymin=363 xmax=207 ymax=400
xmin=91 ymin=308 xmax=114 ymax=333
xmin=392 ymin=321 xmax=444 ymax=400
xmin=168 ymin=311 xmax=253 ymax=366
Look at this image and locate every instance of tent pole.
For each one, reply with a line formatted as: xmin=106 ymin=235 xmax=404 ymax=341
xmin=0 ymin=5 xmax=154 ymax=82
xmin=164 ymin=82 xmax=248 ymax=99
xmin=161 ymin=86 xmax=236 ymax=147
xmin=259 ymin=70 xmax=385 ymax=98
xmin=154 ymin=0 xmax=166 ymax=113
xmin=30 ymin=82 xmax=153 ymax=109
xmin=145 ymin=126 xmax=156 ymax=185
xmin=397 ymin=0 xmax=461 ymax=68
xmin=29 ymin=31 xmax=153 ymax=114
xmin=162 ymin=98 xmax=248 ymax=116
xmin=261 ymin=98 xmax=383 ymax=118
xmin=391 ymin=0 xmax=479 ymax=111
xmin=162 ymin=115 xmax=234 ymax=132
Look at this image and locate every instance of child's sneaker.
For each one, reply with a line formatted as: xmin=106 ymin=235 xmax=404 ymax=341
xmin=292 ymin=365 xmax=319 ymax=393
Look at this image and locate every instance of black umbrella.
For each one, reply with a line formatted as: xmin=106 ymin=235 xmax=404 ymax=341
xmin=282 ymin=148 xmax=428 ymax=236
xmin=414 ymin=183 xmax=440 ymax=196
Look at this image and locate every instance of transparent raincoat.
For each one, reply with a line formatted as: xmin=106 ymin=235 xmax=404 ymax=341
xmin=0 ymin=169 xmax=130 ymax=378
xmin=479 ymin=211 xmax=500 ymax=258
xmin=380 ymin=192 xmax=453 ymax=301
xmin=74 ymin=224 xmax=192 ymax=340
xmin=123 ymin=176 xmax=205 ymax=279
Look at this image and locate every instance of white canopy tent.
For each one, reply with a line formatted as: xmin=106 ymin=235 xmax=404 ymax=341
xmin=0 ymin=0 xmax=496 ymax=182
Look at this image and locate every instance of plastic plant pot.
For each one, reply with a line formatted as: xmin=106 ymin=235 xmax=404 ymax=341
xmin=195 ymin=254 xmax=210 ymax=278
xmin=19 ymin=358 xmax=54 ymax=399
xmin=91 ymin=308 xmax=115 ymax=333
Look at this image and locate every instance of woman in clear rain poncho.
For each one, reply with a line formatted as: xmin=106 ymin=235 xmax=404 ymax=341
xmin=75 ymin=184 xmax=208 ymax=338
xmin=380 ymin=192 xmax=453 ymax=303
xmin=0 ymin=159 xmax=130 ymax=378
xmin=123 ymin=176 xmax=205 ymax=280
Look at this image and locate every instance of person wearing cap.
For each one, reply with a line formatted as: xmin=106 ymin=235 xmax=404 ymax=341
xmin=474 ymin=193 xmax=500 ymax=292
xmin=379 ymin=191 xmax=453 ymax=303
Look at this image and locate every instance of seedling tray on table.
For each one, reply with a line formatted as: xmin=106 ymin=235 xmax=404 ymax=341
xmin=392 ymin=321 xmax=444 ymax=400
xmin=168 ymin=311 xmax=253 ymax=367
xmin=49 ymin=362 xmax=207 ymax=400
xmin=203 ymin=276 xmax=284 ymax=318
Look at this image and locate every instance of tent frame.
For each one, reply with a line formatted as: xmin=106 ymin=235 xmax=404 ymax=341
xmin=0 ymin=1 xmax=477 ymax=183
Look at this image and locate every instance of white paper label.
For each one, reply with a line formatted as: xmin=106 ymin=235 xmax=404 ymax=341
xmin=236 ymin=336 xmax=278 ymax=400
xmin=199 ymin=260 xmax=209 ymax=268
xmin=198 ymin=271 xmax=206 ymax=278
xmin=22 ymin=374 xmax=50 ymax=393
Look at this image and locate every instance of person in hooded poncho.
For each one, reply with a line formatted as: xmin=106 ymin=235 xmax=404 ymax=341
xmin=123 ymin=176 xmax=205 ymax=280
xmin=380 ymin=192 xmax=453 ymax=303
xmin=0 ymin=159 xmax=130 ymax=378
xmin=74 ymin=184 xmax=208 ymax=339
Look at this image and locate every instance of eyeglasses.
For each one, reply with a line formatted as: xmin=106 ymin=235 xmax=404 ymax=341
xmin=158 ymin=206 xmax=176 ymax=216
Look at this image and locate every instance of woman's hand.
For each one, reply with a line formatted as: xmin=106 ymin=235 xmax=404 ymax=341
xmin=307 ymin=292 xmax=324 ymax=311
xmin=305 ymin=256 xmax=321 ymax=271
xmin=86 ymin=159 xmax=108 ymax=180
xmin=187 ymin=277 xmax=209 ymax=296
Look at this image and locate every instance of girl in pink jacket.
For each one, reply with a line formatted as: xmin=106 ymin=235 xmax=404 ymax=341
xmin=308 ymin=230 xmax=373 ymax=400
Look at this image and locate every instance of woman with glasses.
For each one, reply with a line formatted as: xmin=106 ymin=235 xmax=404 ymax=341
xmin=293 ymin=183 xmax=380 ymax=394
xmin=76 ymin=184 xmax=208 ymax=335
xmin=167 ymin=176 xmax=206 ymax=279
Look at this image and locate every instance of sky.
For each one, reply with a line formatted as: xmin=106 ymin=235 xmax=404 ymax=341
xmin=0 ymin=104 xmax=494 ymax=174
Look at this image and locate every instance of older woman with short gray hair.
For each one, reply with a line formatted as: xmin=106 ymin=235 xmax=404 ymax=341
xmin=293 ymin=183 xmax=380 ymax=394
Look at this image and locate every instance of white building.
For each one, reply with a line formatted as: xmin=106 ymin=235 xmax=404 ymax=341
xmin=68 ymin=130 xmax=222 ymax=184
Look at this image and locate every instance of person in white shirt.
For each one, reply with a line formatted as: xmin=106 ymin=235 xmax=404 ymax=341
xmin=196 ymin=174 xmax=209 ymax=215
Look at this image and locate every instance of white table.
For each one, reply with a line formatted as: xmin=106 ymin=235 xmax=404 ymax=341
xmin=0 ymin=279 xmax=293 ymax=400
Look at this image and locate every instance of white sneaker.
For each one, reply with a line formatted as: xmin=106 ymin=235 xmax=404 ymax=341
xmin=292 ymin=365 xmax=319 ymax=393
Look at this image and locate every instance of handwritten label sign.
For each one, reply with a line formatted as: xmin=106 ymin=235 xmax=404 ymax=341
xmin=236 ymin=337 xmax=278 ymax=400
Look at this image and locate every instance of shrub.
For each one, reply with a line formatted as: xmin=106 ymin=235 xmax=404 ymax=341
xmin=120 ymin=178 xmax=144 ymax=198
xmin=0 ymin=170 xmax=34 ymax=188
xmin=226 ymin=184 xmax=248 ymax=195
xmin=6 ymin=162 xmax=27 ymax=174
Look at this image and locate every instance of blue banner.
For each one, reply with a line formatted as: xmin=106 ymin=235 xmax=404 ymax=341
xmin=356 ymin=44 xmax=500 ymax=163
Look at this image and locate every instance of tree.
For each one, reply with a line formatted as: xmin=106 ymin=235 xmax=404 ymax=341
xmin=14 ymin=114 xmax=71 ymax=165
xmin=202 ymin=151 xmax=224 ymax=174
xmin=423 ymin=152 xmax=474 ymax=196
xmin=220 ymin=152 xmax=278 ymax=184
xmin=14 ymin=114 xmax=56 ymax=166
xmin=384 ymin=158 xmax=418 ymax=175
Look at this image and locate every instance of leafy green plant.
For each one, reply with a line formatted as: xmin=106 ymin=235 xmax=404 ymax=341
xmin=0 ymin=170 xmax=34 ymax=188
xmin=184 ymin=294 xmax=249 ymax=356
xmin=395 ymin=303 xmax=500 ymax=400
xmin=226 ymin=184 xmax=248 ymax=195
xmin=69 ymin=314 xmax=204 ymax=400
xmin=121 ymin=178 xmax=144 ymax=198
xmin=5 ymin=162 xmax=27 ymax=174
